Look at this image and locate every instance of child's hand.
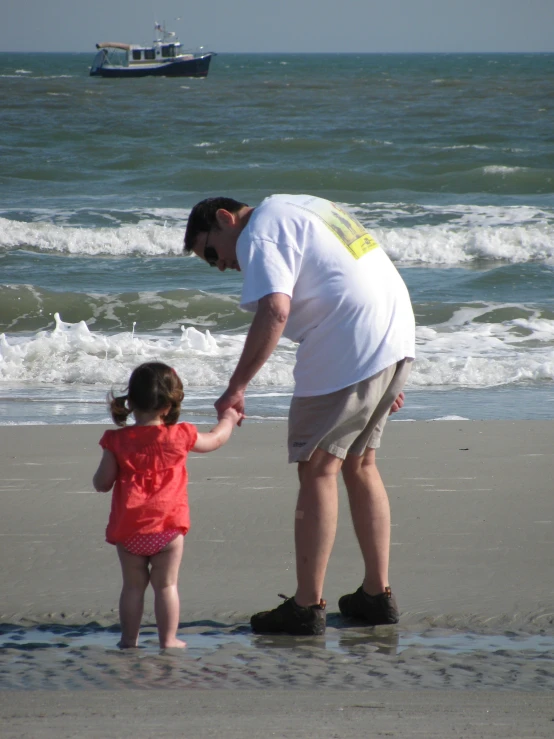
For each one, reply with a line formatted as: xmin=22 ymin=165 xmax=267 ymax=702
xmin=193 ymin=408 xmax=244 ymax=453
xmin=220 ymin=407 xmax=243 ymax=426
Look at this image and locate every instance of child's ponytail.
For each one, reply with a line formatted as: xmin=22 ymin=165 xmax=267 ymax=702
xmin=109 ymin=393 xmax=133 ymax=427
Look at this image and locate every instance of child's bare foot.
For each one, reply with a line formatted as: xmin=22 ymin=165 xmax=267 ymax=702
xmin=160 ymin=637 xmax=187 ymax=649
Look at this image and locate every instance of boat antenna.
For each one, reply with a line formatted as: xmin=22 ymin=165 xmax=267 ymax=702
xmin=154 ymin=19 xmax=178 ymax=42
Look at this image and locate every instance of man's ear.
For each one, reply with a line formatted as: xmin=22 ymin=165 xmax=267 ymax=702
xmin=215 ymin=209 xmax=235 ymax=229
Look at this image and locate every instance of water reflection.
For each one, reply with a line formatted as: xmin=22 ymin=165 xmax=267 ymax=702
xmin=1 ymin=623 xmax=552 ymax=656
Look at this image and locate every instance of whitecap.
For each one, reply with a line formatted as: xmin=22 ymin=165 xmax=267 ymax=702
xmin=483 ymin=165 xmax=526 ymax=175
xmin=0 ymin=314 xmax=295 ymax=389
xmin=431 ymin=415 xmax=470 ymax=421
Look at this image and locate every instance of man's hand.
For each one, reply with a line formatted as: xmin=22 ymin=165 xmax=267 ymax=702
xmin=215 ymin=386 xmax=246 ymax=424
xmin=389 ymin=391 xmax=405 ymax=414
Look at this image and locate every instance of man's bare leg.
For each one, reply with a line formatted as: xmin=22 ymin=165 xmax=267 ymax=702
xmin=342 ymin=448 xmax=391 ymax=595
xmin=294 ymin=448 xmax=343 ymax=607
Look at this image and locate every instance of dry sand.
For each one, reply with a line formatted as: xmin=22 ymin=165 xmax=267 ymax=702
xmin=1 ymin=420 xmax=553 ymax=737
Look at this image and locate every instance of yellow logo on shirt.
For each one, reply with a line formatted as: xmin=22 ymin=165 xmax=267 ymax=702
xmin=298 ymin=199 xmax=380 ymax=259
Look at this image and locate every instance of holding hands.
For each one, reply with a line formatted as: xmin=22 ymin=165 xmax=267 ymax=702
xmin=215 ymin=386 xmax=246 ymax=426
xmin=218 ymin=405 xmax=244 ymax=426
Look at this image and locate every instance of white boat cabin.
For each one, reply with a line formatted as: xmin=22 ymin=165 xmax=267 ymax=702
xmin=95 ymin=41 xmax=193 ymax=65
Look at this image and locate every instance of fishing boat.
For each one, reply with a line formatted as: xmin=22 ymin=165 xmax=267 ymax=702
xmin=90 ymin=22 xmax=215 ymax=78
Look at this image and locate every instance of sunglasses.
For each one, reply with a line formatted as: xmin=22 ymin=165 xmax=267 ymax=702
xmin=203 ymin=230 xmax=219 ymax=267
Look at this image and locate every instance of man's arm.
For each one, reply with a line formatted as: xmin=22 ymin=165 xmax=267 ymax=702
xmin=215 ymin=292 xmax=290 ymax=418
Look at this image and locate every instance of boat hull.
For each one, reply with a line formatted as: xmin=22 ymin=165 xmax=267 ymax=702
xmin=90 ymin=53 xmax=213 ymax=78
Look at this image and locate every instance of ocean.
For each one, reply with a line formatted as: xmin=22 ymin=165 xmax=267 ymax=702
xmin=1 ymin=51 xmax=553 ymax=425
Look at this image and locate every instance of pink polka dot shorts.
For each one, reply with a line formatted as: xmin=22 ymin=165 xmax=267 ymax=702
xmin=123 ymin=529 xmax=181 ymax=557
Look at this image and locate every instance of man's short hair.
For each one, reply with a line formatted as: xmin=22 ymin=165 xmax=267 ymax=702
xmin=183 ymin=197 xmax=248 ymax=253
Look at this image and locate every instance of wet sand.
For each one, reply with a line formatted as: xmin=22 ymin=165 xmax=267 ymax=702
xmin=1 ymin=421 xmax=553 ymax=737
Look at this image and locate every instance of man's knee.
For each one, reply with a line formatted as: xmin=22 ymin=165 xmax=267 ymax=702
xmin=298 ymin=447 xmax=343 ymax=483
xmin=342 ymin=447 xmax=378 ymax=483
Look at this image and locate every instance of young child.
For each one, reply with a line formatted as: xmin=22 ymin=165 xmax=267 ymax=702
xmin=92 ymin=361 xmax=241 ymax=649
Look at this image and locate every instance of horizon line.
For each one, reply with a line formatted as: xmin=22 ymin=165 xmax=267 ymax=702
xmin=1 ymin=49 xmax=554 ymax=55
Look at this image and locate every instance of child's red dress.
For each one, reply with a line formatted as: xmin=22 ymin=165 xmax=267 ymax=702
xmin=99 ymin=423 xmax=198 ymax=550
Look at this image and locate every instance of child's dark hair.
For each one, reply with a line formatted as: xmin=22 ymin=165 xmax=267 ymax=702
xmin=109 ymin=362 xmax=184 ymax=427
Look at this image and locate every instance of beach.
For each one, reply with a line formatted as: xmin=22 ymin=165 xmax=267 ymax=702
xmin=2 ymin=48 xmax=554 ymax=737
xmin=1 ymin=420 xmax=553 ymax=737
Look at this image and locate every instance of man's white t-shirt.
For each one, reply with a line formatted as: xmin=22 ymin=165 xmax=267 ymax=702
xmin=237 ymin=194 xmax=415 ymax=397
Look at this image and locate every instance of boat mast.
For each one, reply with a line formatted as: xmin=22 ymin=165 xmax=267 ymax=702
xmin=154 ymin=19 xmax=178 ymax=43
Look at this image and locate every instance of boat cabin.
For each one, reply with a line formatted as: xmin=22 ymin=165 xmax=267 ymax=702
xmin=94 ymin=40 xmax=192 ymax=67
xmin=130 ymin=42 xmax=181 ymax=61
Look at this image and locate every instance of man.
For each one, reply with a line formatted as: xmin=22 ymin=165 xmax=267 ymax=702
xmin=184 ymin=194 xmax=415 ymax=636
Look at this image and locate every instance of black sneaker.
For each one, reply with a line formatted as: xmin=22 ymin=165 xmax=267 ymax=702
xmin=251 ymin=594 xmax=326 ymax=635
xmin=338 ymin=585 xmax=399 ymax=625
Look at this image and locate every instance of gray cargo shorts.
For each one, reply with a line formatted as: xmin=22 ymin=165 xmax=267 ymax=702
xmin=288 ymin=358 xmax=413 ymax=463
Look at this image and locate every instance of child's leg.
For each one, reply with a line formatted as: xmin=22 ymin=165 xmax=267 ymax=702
xmin=116 ymin=544 xmax=150 ymax=648
xmin=149 ymin=535 xmax=186 ymax=648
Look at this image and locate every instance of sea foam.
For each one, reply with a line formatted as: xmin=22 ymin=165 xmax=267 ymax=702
xmin=0 ymin=218 xmax=554 ymax=266
xmin=1 ymin=310 xmax=553 ymax=390
xmin=2 ymin=202 xmax=553 ymax=263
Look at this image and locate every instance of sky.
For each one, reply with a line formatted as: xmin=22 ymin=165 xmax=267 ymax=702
xmin=2 ymin=0 xmax=554 ymax=53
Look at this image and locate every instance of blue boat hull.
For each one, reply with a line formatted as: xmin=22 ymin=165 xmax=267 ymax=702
xmin=90 ymin=53 xmax=214 ymax=78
